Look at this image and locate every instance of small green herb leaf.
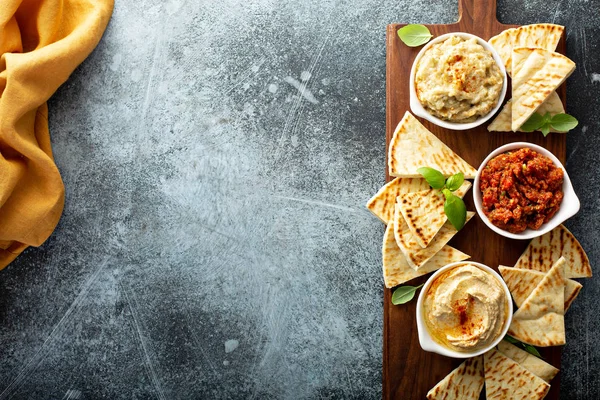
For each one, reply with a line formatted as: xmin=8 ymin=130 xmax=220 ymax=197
xmin=503 ymin=335 xmax=543 ymax=359
xmin=444 ymin=193 xmax=467 ymax=231
xmin=445 ymin=172 xmax=464 ymax=192
xmin=521 ymin=112 xmax=578 ymax=135
xmin=524 ymin=344 xmax=543 ymax=358
xmin=542 ymin=112 xmax=552 ymax=124
xmin=391 ymin=283 xmax=424 ymax=305
xmin=520 ymin=113 xmax=545 ymax=132
xmin=504 ymin=335 xmax=520 ymax=344
xmin=417 ymin=167 xmax=445 ymax=189
xmin=397 ymin=24 xmax=433 ymax=47
xmin=550 ymin=113 xmax=578 ymax=132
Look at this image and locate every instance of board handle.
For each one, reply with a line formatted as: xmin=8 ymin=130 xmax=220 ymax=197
xmin=457 ymin=0 xmax=498 ymax=28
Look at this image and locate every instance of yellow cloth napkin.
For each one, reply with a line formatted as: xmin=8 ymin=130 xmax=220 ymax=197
xmin=0 ymin=0 xmax=114 ymax=270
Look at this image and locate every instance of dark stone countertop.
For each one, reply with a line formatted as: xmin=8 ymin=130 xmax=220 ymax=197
xmin=1 ymin=1 xmax=598 ymax=398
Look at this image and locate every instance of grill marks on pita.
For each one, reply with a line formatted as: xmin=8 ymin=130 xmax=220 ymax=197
xmin=387 ymin=111 xmax=477 ymax=178
xmin=515 ymin=224 xmax=592 ymax=278
xmin=366 ymin=177 xmax=430 ymax=224
xmin=381 ymin=220 xmax=469 ymax=288
xmin=511 ymin=47 xmax=575 ymax=131
xmin=489 ymin=23 xmax=564 ymax=77
xmin=367 ymin=111 xmax=475 ymax=287
xmin=496 ymin=340 xmax=559 ymax=383
xmin=395 ymin=210 xmax=475 ymax=270
xmin=488 ymin=23 xmax=575 ymax=133
xmin=426 ymin=356 xmax=484 ymax=400
xmin=488 ymin=91 xmax=565 ymax=132
xmin=396 ymin=181 xmax=472 ymax=249
xmin=508 ymin=257 xmax=566 ymax=347
xmin=499 ymin=265 xmax=582 ymax=312
xmin=484 ymin=349 xmax=550 ymax=400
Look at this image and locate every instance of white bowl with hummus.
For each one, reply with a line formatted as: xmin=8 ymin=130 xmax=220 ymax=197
xmin=416 ymin=261 xmax=513 ymax=358
xmin=473 ymin=142 xmax=580 ymax=240
xmin=409 ymin=32 xmax=507 ymax=130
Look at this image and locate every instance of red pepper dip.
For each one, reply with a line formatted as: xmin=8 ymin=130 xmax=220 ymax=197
xmin=479 ymin=148 xmax=564 ymax=233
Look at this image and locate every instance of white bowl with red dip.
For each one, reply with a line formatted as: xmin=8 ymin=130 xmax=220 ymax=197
xmin=416 ymin=261 xmax=513 ymax=358
xmin=473 ymin=142 xmax=580 ymax=240
xmin=409 ymin=32 xmax=507 ymax=131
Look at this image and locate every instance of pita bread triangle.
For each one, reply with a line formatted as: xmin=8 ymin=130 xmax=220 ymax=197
xmin=515 ymin=224 xmax=592 ymax=278
xmin=499 ymin=265 xmax=582 ymax=312
xmin=511 ymin=47 xmax=575 ymax=131
xmin=513 ymin=23 xmax=564 ymax=53
xmin=426 ymin=355 xmax=483 ymax=400
xmin=489 ymin=23 xmax=564 ymax=77
xmin=488 ymin=91 xmax=564 ymax=132
xmin=388 ymin=111 xmax=477 ymax=178
xmin=394 ymin=207 xmax=475 ymax=270
xmin=489 ymin=27 xmax=517 ymax=76
xmin=497 ymin=340 xmax=559 ymax=383
xmin=484 ymin=348 xmax=550 ymax=400
xmin=381 ymin=220 xmax=469 ymax=288
xmin=366 ymin=177 xmax=430 ymax=224
xmin=508 ymin=257 xmax=566 ymax=346
xmin=396 ymin=180 xmax=472 ymax=249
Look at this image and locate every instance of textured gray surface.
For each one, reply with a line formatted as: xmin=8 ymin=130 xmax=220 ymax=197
xmin=0 ymin=0 xmax=598 ymax=399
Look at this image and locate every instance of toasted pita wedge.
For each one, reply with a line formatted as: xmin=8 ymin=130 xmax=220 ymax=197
xmin=382 ymin=220 xmax=469 ymax=288
xmin=388 ymin=112 xmax=477 ymax=178
xmin=497 ymin=340 xmax=559 ymax=383
xmin=515 ymin=224 xmax=592 ymax=278
xmin=395 ymin=208 xmax=475 ymax=270
xmin=396 ymin=181 xmax=471 ymax=249
xmin=489 ymin=27 xmax=517 ymax=76
xmin=513 ymin=23 xmax=564 ymax=53
xmin=489 ymin=23 xmax=564 ymax=77
xmin=508 ymin=257 xmax=566 ymax=346
xmin=488 ymin=91 xmax=565 ymax=132
xmin=366 ymin=178 xmax=430 ymax=224
xmin=511 ymin=47 xmax=575 ymax=131
xmin=426 ymin=355 xmax=483 ymax=400
xmin=499 ymin=266 xmax=582 ymax=312
xmin=484 ymin=348 xmax=550 ymax=400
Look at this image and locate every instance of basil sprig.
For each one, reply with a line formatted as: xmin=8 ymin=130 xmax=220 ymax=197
xmin=504 ymin=335 xmax=543 ymax=358
xmin=520 ymin=112 xmax=578 ymax=136
xmin=417 ymin=167 xmax=467 ymax=231
xmin=397 ymin=24 xmax=433 ymax=47
xmin=391 ymin=283 xmax=424 ymax=305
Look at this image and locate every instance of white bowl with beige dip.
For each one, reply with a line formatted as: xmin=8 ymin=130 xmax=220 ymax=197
xmin=416 ymin=261 xmax=513 ymax=358
xmin=409 ymin=32 xmax=507 ymax=130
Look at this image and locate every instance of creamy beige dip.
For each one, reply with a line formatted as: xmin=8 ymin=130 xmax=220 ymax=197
xmin=415 ymin=36 xmax=503 ymax=122
xmin=423 ymin=263 xmax=508 ymax=352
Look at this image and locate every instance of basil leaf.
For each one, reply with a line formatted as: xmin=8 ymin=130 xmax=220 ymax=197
xmin=391 ymin=283 xmax=424 ymax=305
xmin=550 ymin=113 xmax=578 ymax=132
xmin=445 ymin=172 xmax=464 ymax=192
xmin=504 ymin=335 xmax=520 ymax=345
xmin=520 ymin=113 xmax=545 ymax=132
xmin=417 ymin=167 xmax=445 ymax=189
xmin=524 ymin=344 xmax=543 ymax=359
xmin=444 ymin=193 xmax=467 ymax=231
xmin=542 ymin=112 xmax=553 ymax=124
xmin=540 ymin=124 xmax=551 ymax=137
xmin=397 ymin=24 xmax=433 ymax=47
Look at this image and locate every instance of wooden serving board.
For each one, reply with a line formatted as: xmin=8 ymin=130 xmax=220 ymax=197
xmin=383 ymin=0 xmax=567 ymax=399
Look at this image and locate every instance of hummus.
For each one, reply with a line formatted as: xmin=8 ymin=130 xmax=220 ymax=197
xmin=415 ymin=36 xmax=503 ymax=122
xmin=423 ymin=264 xmax=508 ymax=352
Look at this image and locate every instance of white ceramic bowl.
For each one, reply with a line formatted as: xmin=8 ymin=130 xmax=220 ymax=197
xmin=416 ymin=261 xmax=513 ymax=358
xmin=409 ymin=32 xmax=507 ymax=131
xmin=473 ymin=142 xmax=580 ymax=240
